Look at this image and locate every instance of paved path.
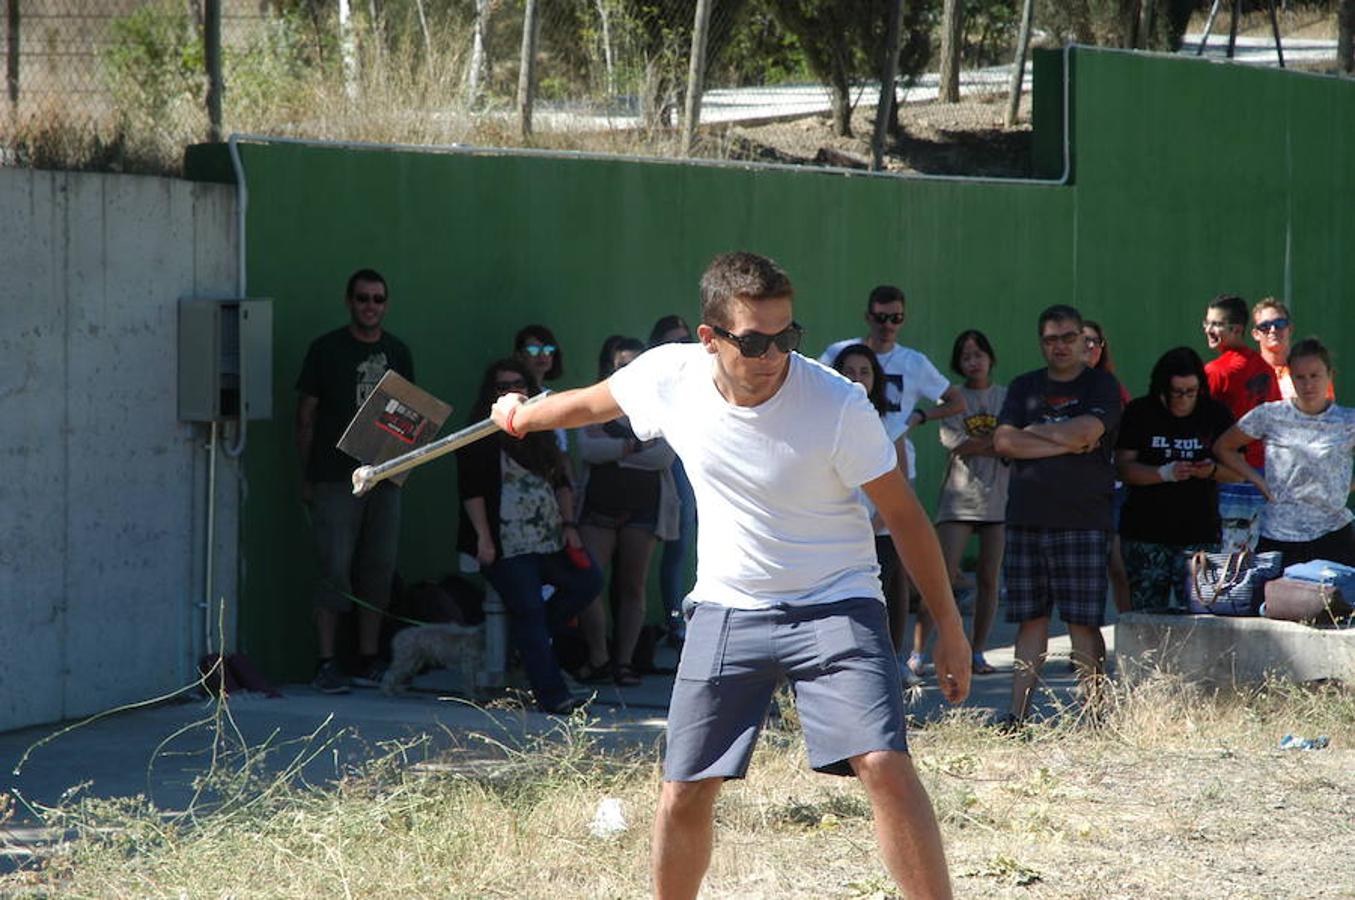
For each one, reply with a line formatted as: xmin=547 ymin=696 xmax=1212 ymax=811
xmin=0 ymin=600 xmax=1114 ymax=868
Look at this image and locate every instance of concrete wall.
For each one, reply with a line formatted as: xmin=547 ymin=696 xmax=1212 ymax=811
xmin=0 ymin=167 xmax=239 ymax=732
xmin=1116 ymin=612 xmax=1355 ymax=686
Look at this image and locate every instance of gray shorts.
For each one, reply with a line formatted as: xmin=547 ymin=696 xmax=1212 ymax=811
xmin=664 ymin=597 xmax=908 ymax=781
xmin=309 ymin=480 xmax=401 ymax=612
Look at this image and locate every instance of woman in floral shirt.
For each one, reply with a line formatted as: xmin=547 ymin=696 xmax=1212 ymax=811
xmin=458 ymin=358 xmax=602 ymax=714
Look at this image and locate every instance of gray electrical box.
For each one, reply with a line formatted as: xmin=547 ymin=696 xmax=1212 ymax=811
xmin=178 ymin=298 xmax=274 ymax=422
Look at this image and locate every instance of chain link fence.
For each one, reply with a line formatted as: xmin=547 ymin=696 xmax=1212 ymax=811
xmin=1 ymin=1 xmax=1344 ymax=176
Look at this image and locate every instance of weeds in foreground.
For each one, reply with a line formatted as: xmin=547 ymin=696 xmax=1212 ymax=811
xmin=4 ymin=672 xmax=1353 ymax=897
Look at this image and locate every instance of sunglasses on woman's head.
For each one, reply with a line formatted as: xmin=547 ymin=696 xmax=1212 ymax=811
xmin=710 ymin=322 xmax=804 ymax=358
xmin=522 ymin=344 xmax=556 ymax=357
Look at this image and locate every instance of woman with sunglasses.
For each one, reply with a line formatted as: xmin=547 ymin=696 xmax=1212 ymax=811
xmin=514 ymin=324 xmax=569 ymax=453
xmin=649 ymin=315 xmax=699 ymax=647
xmin=1082 ymin=320 xmax=1133 ymax=661
xmin=1115 ymin=347 xmax=1237 ymax=610
xmin=573 ymin=336 xmax=679 ymax=686
xmin=456 ymin=358 xmax=603 ymax=714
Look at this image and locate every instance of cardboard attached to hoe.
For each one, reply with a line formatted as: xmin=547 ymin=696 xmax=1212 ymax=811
xmin=337 ymin=370 xmax=452 ymax=485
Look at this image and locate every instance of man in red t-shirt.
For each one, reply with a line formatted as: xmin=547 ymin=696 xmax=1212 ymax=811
xmin=1203 ymin=294 xmax=1280 ymax=470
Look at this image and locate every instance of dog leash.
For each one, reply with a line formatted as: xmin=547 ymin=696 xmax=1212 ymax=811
xmin=321 ymin=581 xmax=440 ymax=628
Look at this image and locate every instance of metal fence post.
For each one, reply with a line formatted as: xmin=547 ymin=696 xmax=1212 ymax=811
xmin=5 ymin=0 xmax=18 ymax=106
xmin=204 ymin=0 xmax=222 ymax=142
xmin=679 ymin=0 xmax=712 ymax=157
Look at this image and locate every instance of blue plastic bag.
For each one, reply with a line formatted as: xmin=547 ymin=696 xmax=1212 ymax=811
xmin=1283 ymin=559 xmax=1355 ymax=597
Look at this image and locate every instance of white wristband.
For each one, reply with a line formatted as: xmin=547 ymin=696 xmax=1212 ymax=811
xmin=1157 ymin=462 xmax=1179 ymax=483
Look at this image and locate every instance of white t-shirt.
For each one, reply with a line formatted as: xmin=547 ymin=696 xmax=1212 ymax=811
xmin=819 ymin=338 xmax=950 ymax=478
xmin=1237 ymin=400 xmax=1355 ymax=542
xmin=608 ymin=344 xmax=897 ymax=609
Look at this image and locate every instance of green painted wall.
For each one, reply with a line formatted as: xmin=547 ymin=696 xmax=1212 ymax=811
xmin=230 ymin=47 xmax=1355 ymax=680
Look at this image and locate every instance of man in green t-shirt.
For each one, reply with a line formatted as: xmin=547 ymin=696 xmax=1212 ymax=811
xmin=296 ymin=268 xmax=415 ymax=694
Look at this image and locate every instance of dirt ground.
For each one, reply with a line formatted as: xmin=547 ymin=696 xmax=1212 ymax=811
xmin=712 ymin=96 xmax=1034 ymax=179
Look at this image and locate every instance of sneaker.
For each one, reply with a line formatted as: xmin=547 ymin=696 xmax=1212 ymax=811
xmin=540 ymin=695 xmax=589 ymax=716
xmin=351 ymin=660 xmax=387 ymax=689
xmin=994 ymin=712 xmax=1033 ymax=740
xmin=906 ymin=652 xmax=930 ymax=677
xmin=312 ymin=660 xmax=350 ymax=695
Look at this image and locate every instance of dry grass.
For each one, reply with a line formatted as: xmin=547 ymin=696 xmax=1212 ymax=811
xmin=3 ymin=672 xmax=1353 ymax=898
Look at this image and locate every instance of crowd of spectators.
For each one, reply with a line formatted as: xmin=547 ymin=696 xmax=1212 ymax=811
xmin=295 ymin=268 xmax=1352 ymax=717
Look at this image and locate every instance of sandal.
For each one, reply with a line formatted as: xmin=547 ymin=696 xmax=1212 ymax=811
xmin=613 ymin=663 xmax=642 ymax=687
xmin=971 ymin=653 xmax=996 ymax=675
xmin=573 ymin=659 xmax=614 ymax=685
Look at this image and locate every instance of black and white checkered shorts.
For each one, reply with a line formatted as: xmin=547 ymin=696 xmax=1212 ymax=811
xmin=1003 ymin=526 xmax=1109 ymax=626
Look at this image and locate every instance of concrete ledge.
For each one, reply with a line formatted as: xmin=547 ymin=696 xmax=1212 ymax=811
xmin=1115 ymin=612 xmax=1355 ymax=686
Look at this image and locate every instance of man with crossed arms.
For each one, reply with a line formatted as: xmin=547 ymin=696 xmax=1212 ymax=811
xmin=492 ymin=251 xmax=970 ymax=899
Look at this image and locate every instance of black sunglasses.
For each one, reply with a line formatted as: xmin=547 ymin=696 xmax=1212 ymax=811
xmin=870 ymin=312 xmax=905 ymax=325
xmin=1254 ymin=318 xmax=1290 ymax=333
xmin=353 ymin=292 xmax=387 ymax=305
xmin=494 ymin=378 xmax=528 ymax=393
xmin=711 ymin=322 xmax=804 ymax=358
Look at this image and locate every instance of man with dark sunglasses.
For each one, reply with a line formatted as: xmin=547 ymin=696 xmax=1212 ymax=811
xmin=490 ymin=251 xmax=971 ymax=899
xmin=296 ymin=268 xmax=414 ymax=695
xmin=1252 ymin=296 xmax=1334 ymax=403
xmin=820 ymin=285 xmax=965 ymax=675
xmin=820 ymin=287 xmax=964 ymax=479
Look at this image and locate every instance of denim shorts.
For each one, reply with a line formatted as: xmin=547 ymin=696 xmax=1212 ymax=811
xmin=663 ymin=597 xmax=908 ymax=781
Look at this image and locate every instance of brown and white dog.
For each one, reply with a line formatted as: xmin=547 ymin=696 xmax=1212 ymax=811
xmin=381 ymin=623 xmax=484 ymax=699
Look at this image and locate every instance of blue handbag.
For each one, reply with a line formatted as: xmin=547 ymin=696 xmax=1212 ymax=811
xmin=1282 ymin=559 xmax=1355 ymax=597
xmin=1186 ymin=548 xmax=1283 ymax=616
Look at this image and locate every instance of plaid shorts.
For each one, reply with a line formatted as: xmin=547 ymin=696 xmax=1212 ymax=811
xmin=1003 ymin=526 xmax=1109 ymax=626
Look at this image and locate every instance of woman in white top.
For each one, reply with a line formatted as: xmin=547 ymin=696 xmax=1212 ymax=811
xmin=929 ymin=330 xmax=1009 ymax=674
xmin=1214 ymin=338 xmax=1355 ymax=568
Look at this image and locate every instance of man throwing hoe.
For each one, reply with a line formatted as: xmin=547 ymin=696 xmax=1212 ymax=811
xmin=492 ymin=252 xmax=971 ymax=899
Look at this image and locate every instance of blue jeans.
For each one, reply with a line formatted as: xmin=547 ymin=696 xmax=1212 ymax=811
xmin=658 ymin=458 xmax=697 ymax=622
xmin=484 ymin=548 xmax=603 ymax=709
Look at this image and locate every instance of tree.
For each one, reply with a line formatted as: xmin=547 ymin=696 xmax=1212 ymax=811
xmin=1341 ymin=0 xmax=1354 ymax=74
xmin=938 ymin=0 xmax=963 ymax=103
xmin=620 ymin=0 xmax=749 ymax=129
xmin=773 ymin=0 xmax=932 ymax=138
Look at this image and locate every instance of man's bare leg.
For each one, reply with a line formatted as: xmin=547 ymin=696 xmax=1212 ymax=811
xmin=1067 ymin=622 xmax=1106 ymax=712
xmin=652 ymin=778 xmax=722 ymax=900
xmin=1009 ymin=617 xmax=1050 ymax=719
xmin=851 ymin=750 xmax=953 ymax=900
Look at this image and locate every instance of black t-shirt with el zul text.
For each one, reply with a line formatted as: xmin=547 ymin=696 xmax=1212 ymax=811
xmin=1116 ymin=396 xmax=1234 ymax=545
xmin=296 ymin=327 xmax=415 ymax=483
xmin=998 ymin=366 xmax=1123 ymax=530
